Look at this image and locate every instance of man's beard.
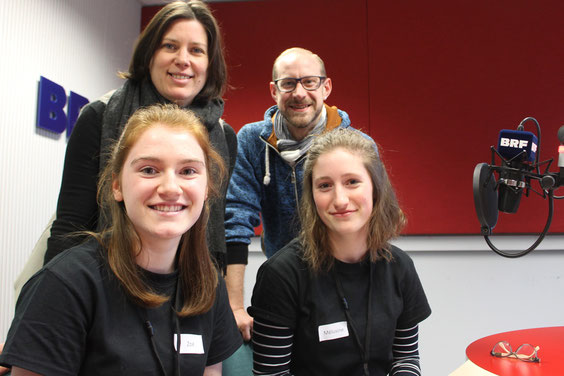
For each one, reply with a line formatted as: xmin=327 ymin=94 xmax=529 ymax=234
xmin=283 ymin=105 xmax=321 ymax=129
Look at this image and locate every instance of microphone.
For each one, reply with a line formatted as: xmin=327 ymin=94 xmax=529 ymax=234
xmin=496 ymin=129 xmax=538 ymax=213
xmin=473 ymin=116 xmax=564 ymax=258
xmin=497 ymin=129 xmax=538 ymax=162
xmin=473 ymin=123 xmax=540 ymax=234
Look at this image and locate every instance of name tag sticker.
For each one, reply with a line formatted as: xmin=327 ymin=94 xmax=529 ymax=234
xmin=318 ymin=321 xmax=349 ymax=342
xmin=173 ymin=334 xmax=204 ymax=354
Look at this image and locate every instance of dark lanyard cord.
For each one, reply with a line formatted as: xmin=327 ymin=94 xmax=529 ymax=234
xmin=173 ymin=279 xmax=181 ymax=376
xmin=144 ymin=320 xmax=167 ymax=375
xmin=333 ymin=262 xmax=373 ymax=376
xmin=142 ymin=278 xmax=181 ymax=376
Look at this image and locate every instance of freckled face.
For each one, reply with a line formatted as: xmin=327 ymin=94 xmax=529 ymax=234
xmin=112 ymin=124 xmax=208 ymax=246
xmin=149 ymin=19 xmax=209 ymax=107
xmin=312 ymin=148 xmax=373 ymax=241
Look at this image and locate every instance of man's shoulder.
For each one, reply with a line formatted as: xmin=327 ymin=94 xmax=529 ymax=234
xmin=237 ymin=107 xmax=277 ymax=147
xmin=238 ymin=120 xmax=270 ymax=135
xmin=241 ymin=106 xmax=276 ymax=128
xmin=235 ymin=123 xmax=268 ymax=156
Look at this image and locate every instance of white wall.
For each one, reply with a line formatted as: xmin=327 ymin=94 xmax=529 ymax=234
xmin=0 ymin=0 xmax=141 ymax=340
xmin=244 ymin=235 xmax=564 ymax=376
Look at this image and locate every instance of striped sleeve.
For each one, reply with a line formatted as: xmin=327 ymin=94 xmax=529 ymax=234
xmin=389 ymin=324 xmax=422 ymax=376
xmin=251 ymin=318 xmax=293 ymax=375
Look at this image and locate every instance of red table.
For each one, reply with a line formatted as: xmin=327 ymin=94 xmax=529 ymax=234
xmin=466 ymin=327 xmax=564 ymax=376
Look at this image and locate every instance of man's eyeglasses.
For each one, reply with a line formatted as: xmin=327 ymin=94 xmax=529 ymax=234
xmin=273 ymin=76 xmax=326 ymax=93
xmin=491 ymin=341 xmax=540 ymax=362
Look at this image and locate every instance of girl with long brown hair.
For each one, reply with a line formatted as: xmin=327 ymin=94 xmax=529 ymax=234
xmin=1 ymin=104 xmax=241 ymax=375
xmin=249 ymin=129 xmax=431 ymax=375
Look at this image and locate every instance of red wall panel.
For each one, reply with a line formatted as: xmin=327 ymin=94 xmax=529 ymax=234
xmin=367 ymin=1 xmax=564 ymax=234
xmin=142 ymin=0 xmax=564 ymax=235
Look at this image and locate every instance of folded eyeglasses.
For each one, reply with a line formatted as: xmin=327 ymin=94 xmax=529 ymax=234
xmin=491 ymin=341 xmax=540 ymax=362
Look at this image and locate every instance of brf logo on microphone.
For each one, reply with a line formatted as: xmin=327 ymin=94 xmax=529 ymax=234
xmin=499 ymin=137 xmax=538 ymax=153
xmin=498 ymin=129 xmax=538 ymax=162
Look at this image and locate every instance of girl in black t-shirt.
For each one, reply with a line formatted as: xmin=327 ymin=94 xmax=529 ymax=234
xmin=0 ymin=104 xmax=241 ymax=375
xmin=249 ymin=129 xmax=431 ymax=375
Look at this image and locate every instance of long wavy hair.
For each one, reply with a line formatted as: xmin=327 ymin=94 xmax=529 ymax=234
xmin=93 ymin=104 xmax=225 ymax=316
xmin=120 ymin=0 xmax=227 ymax=104
xmin=299 ymin=129 xmax=406 ymax=272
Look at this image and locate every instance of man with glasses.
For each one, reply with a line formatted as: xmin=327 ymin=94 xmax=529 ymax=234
xmin=224 ymin=47 xmax=368 ymax=339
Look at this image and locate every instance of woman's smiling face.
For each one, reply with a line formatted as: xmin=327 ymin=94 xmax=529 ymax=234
xmin=312 ymin=147 xmax=373 ymax=241
xmin=149 ymin=19 xmax=209 ymax=107
xmin=112 ymin=124 xmax=208 ymax=246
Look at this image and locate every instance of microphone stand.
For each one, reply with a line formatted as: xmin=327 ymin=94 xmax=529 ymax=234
xmin=483 ymin=147 xmax=562 ymax=258
xmin=484 ymin=189 xmax=553 ymax=258
xmin=477 ymin=120 xmax=564 ymax=258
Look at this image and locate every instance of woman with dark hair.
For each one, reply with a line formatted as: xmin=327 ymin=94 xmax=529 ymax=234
xmin=0 ymin=104 xmax=242 ymax=375
xmin=249 ymin=129 xmax=431 ymax=375
xmin=45 ymin=0 xmax=237 ymax=271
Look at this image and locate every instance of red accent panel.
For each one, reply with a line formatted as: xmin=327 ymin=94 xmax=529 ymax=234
xmin=141 ymin=0 xmax=564 ymax=235
xmin=366 ymin=1 xmax=564 ymax=234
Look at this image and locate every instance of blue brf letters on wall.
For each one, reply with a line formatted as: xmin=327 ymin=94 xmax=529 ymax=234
xmin=36 ymin=76 xmax=89 ymax=137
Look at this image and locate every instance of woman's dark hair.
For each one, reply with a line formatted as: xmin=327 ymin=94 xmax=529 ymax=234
xmin=94 ymin=103 xmax=226 ymax=316
xmin=299 ymin=129 xmax=406 ymax=272
xmin=121 ymin=0 xmax=227 ymax=103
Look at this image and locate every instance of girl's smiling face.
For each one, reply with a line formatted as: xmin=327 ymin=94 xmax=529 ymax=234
xmin=312 ymin=147 xmax=373 ymax=241
xmin=112 ymin=124 xmax=208 ymax=247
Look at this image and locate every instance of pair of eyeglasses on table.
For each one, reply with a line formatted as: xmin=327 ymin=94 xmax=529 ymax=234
xmin=491 ymin=340 xmax=541 ymax=362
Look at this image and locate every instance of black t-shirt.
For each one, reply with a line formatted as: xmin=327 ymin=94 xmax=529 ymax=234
xmin=0 ymin=239 xmax=242 ymax=375
xmin=249 ymin=239 xmax=431 ymax=376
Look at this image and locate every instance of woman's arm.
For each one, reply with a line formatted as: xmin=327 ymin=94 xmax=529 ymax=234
xmin=0 ymin=343 xmax=8 ymax=376
xmin=390 ymin=324 xmax=421 ymax=376
xmin=252 ymin=319 xmax=293 ymax=375
xmin=45 ymin=103 xmax=103 ymax=264
xmin=11 ymin=366 xmax=42 ymax=376
xmin=203 ymin=362 xmax=222 ymax=376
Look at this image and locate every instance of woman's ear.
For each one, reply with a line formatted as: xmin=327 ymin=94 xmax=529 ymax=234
xmin=112 ymin=176 xmax=123 ymax=202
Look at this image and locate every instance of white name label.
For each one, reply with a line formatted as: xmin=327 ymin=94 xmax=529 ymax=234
xmin=318 ymin=321 xmax=349 ymax=342
xmin=173 ymin=334 xmax=204 ymax=354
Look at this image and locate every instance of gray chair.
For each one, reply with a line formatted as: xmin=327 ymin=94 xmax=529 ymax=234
xmin=222 ymin=342 xmax=253 ymax=375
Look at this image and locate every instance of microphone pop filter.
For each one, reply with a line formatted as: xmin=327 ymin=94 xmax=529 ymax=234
xmin=473 ymin=163 xmax=498 ymax=234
